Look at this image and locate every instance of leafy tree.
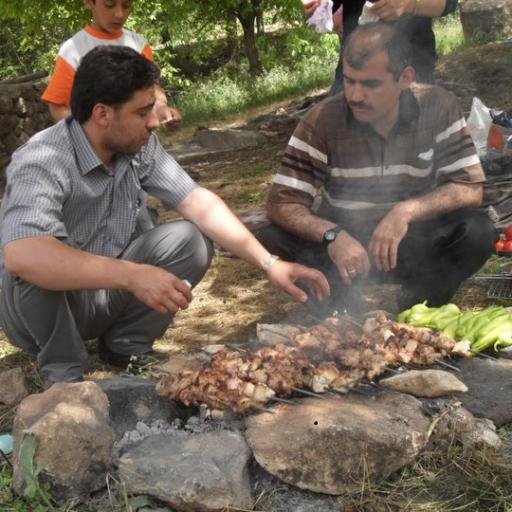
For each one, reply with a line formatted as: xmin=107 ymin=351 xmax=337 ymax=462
xmin=0 ymin=0 xmax=305 ymax=79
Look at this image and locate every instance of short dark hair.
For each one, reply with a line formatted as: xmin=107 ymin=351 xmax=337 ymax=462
xmin=343 ymin=22 xmax=412 ymax=80
xmin=71 ymin=45 xmax=160 ymax=123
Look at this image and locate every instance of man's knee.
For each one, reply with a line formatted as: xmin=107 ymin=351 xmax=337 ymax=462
xmin=456 ymin=210 xmax=499 ymax=260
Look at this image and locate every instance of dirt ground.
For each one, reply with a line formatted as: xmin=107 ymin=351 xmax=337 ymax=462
xmin=1 ymin=40 xmax=512 ymax=410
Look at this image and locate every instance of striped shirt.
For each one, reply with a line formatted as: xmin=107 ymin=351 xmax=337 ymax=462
xmin=0 ymin=119 xmax=196 ymax=278
xmin=42 ymin=25 xmax=153 ymax=107
xmin=268 ymin=84 xmax=483 ymax=234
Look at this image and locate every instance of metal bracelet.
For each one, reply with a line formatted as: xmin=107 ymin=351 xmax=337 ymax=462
xmin=261 ymin=255 xmax=280 ymax=271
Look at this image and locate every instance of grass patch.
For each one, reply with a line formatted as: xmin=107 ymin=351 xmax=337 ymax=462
xmin=340 ymin=446 xmax=512 ymax=511
xmin=433 ymin=13 xmax=466 ymax=57
xmin=174 ymin=30 xmax=338 ymax=125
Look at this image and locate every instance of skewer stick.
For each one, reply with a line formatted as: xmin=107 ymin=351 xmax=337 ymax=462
xmin=270 ymin=396 xmax=296 ymax=405
xmin=205 ymin=395 xmax=276 ymax=415
xmin=258 ymin=327 xmax=293 ymax=342
xmin=436 ymin=359 xmax=461 ymax=373
xmin=250 ymin=403 xmax=277 ymax=414
xmin=225 ymin=343 xmax=248 ymax=353
xmin=383 ymin=366 xmax=401 ymax=375
xmin=341 ymin=315 xmax=363 ymax=328
xmin=471 ymin=351 xmax=497 ymax=361
xmin=290 ymin=386 xmax=326 ymax=399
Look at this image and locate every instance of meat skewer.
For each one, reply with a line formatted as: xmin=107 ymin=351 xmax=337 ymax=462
xmin=157 ymin=312 xmax=472 ymax=415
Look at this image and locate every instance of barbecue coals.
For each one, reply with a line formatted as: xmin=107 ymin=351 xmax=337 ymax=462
xmin=156 ymin=313 xmax=472 ymax=414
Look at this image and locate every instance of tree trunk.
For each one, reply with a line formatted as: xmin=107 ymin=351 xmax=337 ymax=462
xmin=236 ymin=1 xmax=262 ymax=76
xmin=225 ymin=14 xmax=240 ymax=63
xmin=255 ymin=0 xmax=264 ymax=36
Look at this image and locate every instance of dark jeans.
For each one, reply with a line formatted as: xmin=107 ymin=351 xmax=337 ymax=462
xmin=256 ymin=209 xmax=498 ymax=309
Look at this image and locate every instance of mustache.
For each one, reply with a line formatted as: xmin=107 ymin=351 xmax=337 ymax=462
xmin=349 ymin=102 xmax=372 ymax=111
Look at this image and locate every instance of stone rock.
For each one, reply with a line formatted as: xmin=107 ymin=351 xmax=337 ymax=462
xmin=464 ymin=418 xmax=502 ymax=450
xmin=452 ymin=358 xmax=512 ymax=427
xmin=379 ymin=369 xmax=468 ymax=397
xmin=0 ymin=367 xmax=30 ymax=405
xmin=118 ymin=430 xmax=253 ymax=511
xmin=98 ymin=375 xmax=188 ymax=438
xmin=245 ymin=393 xmax=431 ymax=494
xmin=460 ymin=0 xmax=512 ymax=42
xmin=425 ymin=402 xmax=477 ymax=451
xmin=12 ymin=382 xmax=114 ymax=502
xmin=193 ymin=128 xmax=266 ymax=150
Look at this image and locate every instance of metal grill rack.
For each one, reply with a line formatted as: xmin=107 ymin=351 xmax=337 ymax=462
xmin=473 ymin=273 xmax=512 ymax=300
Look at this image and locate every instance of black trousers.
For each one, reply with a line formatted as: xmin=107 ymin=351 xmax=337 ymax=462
xmin=256 ymin=209 xmax=498 ymax=309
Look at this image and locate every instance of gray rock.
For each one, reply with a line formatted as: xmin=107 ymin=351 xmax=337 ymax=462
xmin=452 ymin=358 xmax=512 ymax=427
xmin=425 ymin=402 xmax=477 ymax=451
xmin=193 ymin=128 xmax=266 ymax=150
xmin=98 ymin=375 xmax=187 ymax=438
xmin=379 ymin=369 xmax=468 ymax=397
xmin=12 ymin=382 xmax=114 ymax=502
xmin=464 ymin=418 xmax=502 ymax=450
xmin=460 ymin=0 xmax=512 ymax=42
xmin=118 ymin=430 xmax=253 ymax=511
xmin=245 ymin=393 xmax=430 ymax=495
xmin=0 ymin=367 xmax=30 ymax=405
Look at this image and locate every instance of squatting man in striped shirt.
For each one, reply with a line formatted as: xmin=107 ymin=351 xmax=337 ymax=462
xmin=0 ymin=46 xmax=329 ymax=386
xmin=257 ymin=22 xmax=498 ymax=316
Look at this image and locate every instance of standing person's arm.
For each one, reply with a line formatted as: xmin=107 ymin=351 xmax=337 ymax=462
xmin=369 ymin=0 xmax=447 ymax=20
xmin=154 ymin=85 xmax=182 ymax=131
xmin=48 ymin=104 xmax=71 ymax=122
xmin=302 ymin=0 xmax=343 ymax=32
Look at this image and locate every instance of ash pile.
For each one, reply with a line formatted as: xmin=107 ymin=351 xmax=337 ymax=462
xmin=7 ymin=312 xmax=512 ymax=511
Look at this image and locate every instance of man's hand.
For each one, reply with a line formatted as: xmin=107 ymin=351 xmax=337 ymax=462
xmin=327 ymin=231 xmax=371 ymax=285
xmin=302 ymin=0 xmax=321 ymax=17
xmin=155 ymin=103 xmax=183 ymax=131
xmin=266 ymin=260 xmax=330 ymax=303
xmin=368 ymin=206 xmax=411 ymax=271
xmin=129 ymin=264 xmax=193 ymax=314
xmin=369 ymin=0 xmax=414 ymax=20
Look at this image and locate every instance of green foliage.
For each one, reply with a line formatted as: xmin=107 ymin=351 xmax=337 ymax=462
xmin=433 ymin=12 xmax=465 ymax=56
xmin=19 ymin=434 xmax=54 ymax=509
xmin=174 ymin=27 xmax=338 ymax=124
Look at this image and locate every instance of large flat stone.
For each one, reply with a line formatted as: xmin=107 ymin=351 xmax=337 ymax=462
xmin=245 ymin=392 xmax=430 ymax=495
xmin=118 ymin=430 xmax=253 ymax=511
xmin=453 ymin=358 xmax=512 ymax=426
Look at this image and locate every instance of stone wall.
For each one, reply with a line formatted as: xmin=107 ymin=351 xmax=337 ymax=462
xmin=0 ymin=78 xmax=52 ymax=192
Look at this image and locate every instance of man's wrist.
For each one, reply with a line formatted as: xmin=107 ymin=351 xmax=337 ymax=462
xmin=322 ymin=225 xmax=345 ymax=245
xmin=261 ymin=254 xmax=280 ymax=272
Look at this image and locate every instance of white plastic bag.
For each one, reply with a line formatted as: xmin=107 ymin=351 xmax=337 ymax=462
xmin=466 ymin=96 xmax=492 ymax=155
xmin=358 ymin=1 xmax=380 ymax=24
xmin=306 ymin=0 xmax=334 ymax=33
